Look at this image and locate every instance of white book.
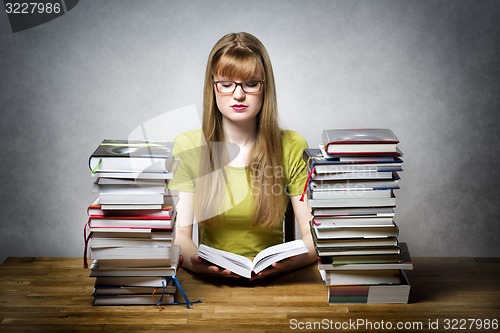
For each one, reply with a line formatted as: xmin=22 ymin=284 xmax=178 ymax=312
xmin=90 ymin=246 xmax=180 ymax=277
xmin=97 ymin=178 xmax=168 ymax=185
xmin=90 ymin=245 xmax=172 ymax=260
xmin=312 ymin=206 xmax=395 ymax=217
xmin=198 ymin=240 xmax=308 ymax=279
xmin=314 ymin=238 xmax=398 ymax=249
xmin=92 ymin=159 xmax=179 ymax=180
xmin=93 ymin=182 xmax=167 ymax=194
xmin=94 ymin=276 xmax=172 ymax=287
xmin=307 ymin=192 xmax=397 ymax=208
xmin=100 ymin=203 xmax=163 ymax=210
xmin=312 ymin=223 xmax=399 ymax=239
xmin=98 ymin=193 xmax=165 ymax=205
xmin=89 ymin=238 xmax=173 ymax=249
xmin=89 ymin=216 xmax=173 ymax=229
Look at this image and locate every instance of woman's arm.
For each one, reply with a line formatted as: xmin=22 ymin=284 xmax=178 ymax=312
xmin=173 ymin=192 xmax=198 ymax=271
xmin=250 ymin=195 xmax=317 ymax=280
xmin=174 ymin=191 xmax=240 ymax=277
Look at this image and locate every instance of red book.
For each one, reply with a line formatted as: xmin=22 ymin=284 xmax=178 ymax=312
xmin=322 ymin=129 xmax=399 ymax=155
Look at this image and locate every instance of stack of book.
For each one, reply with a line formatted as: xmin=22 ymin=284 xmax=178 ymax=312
xmin=84 ymin=139 xmax=181 ymax=306
xmin=303 ymin=129 xmax=413 ymax=304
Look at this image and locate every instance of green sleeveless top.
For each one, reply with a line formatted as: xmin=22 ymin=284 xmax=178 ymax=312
xmin=168 ymin=129 xmax=308 ymax=257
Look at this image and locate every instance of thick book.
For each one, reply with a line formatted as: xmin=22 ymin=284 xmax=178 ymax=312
xmin=313 ymin=236 xmax=399 ymax=249
xmin=90 ymin=246 xmax=180 ymax=277
xmin=319 ymin=269 xmax=401 ymax=286
xmin=89 ymin=237 xmax=174 ymax=249
xmin=309 ymin=179 xmax=400 ymax=191
xmin=307 ymin=191 xmax=397 ymax=208
xmin=312 ymin=206 xmax=395 ymax=217
xmin=311 ymin=222 xmax=399 ymax=240
xmin=100 ymin=203 xmax=163 ymax=210
xmin=316 ymin=246 xmax=401 ymax=258
xmin=317 ymin=243 xmax=412 ymax=271
xmin=93 ymin=257 xmax=174 ymax=269
xmin=312 ymin=216 xmax=394 ymax=228
xmin=93 ymin=181 xmax=167 ymax=194
xmin=91 ymin=159 xmax=179 ymax=179
xmin=87 ymin=197 xmax=175 ymax=217
xmin=90 ymin=245 xmax=173 ymax=260
xmin=310 ymin=189 xmax=393 ymax=200
xmin=318 ymin=253 xmax=403 ymax=265
xmin=197 ymin=240 xmax=308 ymax=279
xmin=92 ymin=283 xmax=176 ymax=296
xmin=94 ymin=276 xmax=173 ymax=288
xmin=98 ymin=193 xmax=165 ymax=205
xmin=303 ymin=148 xmax=403 ymax=174
xmin=321 ymin=129 xmax=399 ymax=155
xmin=93 ymin=294 xmax=174 ymax=306
xmin=95 ymin=177 xmax=169 ymax=185
xmin=327 ymin=270 xmax=410 ymax=304
xmin=311 ymin=170 xmax=399 ymax=181
xmin=89 ymin=139 xmax=175 ymax=173
xmin=89 ymin=229 xmax=173 ymax=239
xmin=89 ymin=215 xmax=175 ymax=229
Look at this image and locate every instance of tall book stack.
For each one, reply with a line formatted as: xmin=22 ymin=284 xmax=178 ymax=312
xmin=84 ymin=139 xmax=182 ymax=306
xmin=303 ymin=129 xmax=413 ymax=304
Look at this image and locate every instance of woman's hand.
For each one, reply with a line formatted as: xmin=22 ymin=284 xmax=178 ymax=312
xmin=189 ymin=254 xmax=241 ymax=278
xmin=249 ymin=256 xmax=297 ymax=281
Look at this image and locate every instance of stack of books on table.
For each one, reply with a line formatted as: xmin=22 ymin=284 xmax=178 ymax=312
xmin=85 ymin=139 xmax=181 ymax=306
xmin=303 ymin=129 xmax=413 ymax=304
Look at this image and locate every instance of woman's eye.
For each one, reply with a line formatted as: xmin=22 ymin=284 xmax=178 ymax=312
xmin=221 ymin=82 xmax=234 ymax=88
xmin=244 ymin=82 xmax=258 ymax=88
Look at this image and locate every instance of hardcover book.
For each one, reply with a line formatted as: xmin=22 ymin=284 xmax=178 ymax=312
xmin=321 ymin=129 xmax=399 ymax=155
xmin=303 ymin=148 xmax=403 ymax=173
xmin=317 ymin=243 xmax=412 ymax=271
xmin=326 ymin=270 xmax=410 ymax=304
xmin=89 ymin=139 xmax=175 ymax=172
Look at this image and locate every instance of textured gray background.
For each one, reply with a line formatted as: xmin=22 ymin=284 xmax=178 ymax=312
xmin=1 ymin=0 xmax=499 ymax=264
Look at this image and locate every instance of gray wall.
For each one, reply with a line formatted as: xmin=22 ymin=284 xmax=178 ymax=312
xmin=1 ymin=0 xmax=499 ymax=264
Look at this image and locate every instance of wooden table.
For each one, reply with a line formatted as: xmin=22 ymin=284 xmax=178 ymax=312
xmin=1 ymin=257 xmax=499 ymax=332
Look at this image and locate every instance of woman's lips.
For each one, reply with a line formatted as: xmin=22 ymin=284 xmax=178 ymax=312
xmin=231 ymin=104 xmax=248 ymax=111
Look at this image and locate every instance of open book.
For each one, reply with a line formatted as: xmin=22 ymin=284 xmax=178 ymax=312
xmin=197 ymin=240 xmax=308 ymax=278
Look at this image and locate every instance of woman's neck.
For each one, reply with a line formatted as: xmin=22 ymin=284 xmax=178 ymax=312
xmin=222 ymin=117 xmax=257 ymax=146
xmin=222 ymin=117 xmax=257 ymax=167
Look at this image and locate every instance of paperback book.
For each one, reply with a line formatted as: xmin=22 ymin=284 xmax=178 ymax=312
xmin=198 ymin=240 xmax=308 ymax=278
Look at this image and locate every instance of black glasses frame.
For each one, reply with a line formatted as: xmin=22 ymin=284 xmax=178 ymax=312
xmin=213 ymin=80 xmax=264 ymax=94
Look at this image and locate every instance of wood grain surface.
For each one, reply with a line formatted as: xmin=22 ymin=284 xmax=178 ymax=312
xmin=0 ymin=257 xmax=499 ymax=332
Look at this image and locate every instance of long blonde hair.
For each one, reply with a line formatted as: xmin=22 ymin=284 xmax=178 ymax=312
xmin=194 ymin=32 xmax=285 ymax=229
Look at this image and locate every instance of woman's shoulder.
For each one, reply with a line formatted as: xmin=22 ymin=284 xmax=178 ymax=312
xmin=174 ymin=128 xmax=202 ymax=143
xmin=173 ymin=129 xmax=203 ymax=152
xmin=281 ymin=129 xmax=308 ymax=149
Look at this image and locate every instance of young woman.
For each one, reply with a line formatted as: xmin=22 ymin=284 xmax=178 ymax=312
xmin=169 ymin=32 xmax=316 ymax=279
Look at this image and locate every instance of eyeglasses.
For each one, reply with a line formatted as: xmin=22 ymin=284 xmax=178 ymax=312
xmin=213 ymin=80 xmax=264 ymax=94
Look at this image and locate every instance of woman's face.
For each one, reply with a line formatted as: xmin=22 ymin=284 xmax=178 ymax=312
xmin=213 ymin=65 xmax=264 ymax=125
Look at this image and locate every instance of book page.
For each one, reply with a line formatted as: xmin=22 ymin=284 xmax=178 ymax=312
xmin=252 ymin=240 xmax=308 ymax=274
xmin=198 ymin=244 xmax=253 ymax=278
